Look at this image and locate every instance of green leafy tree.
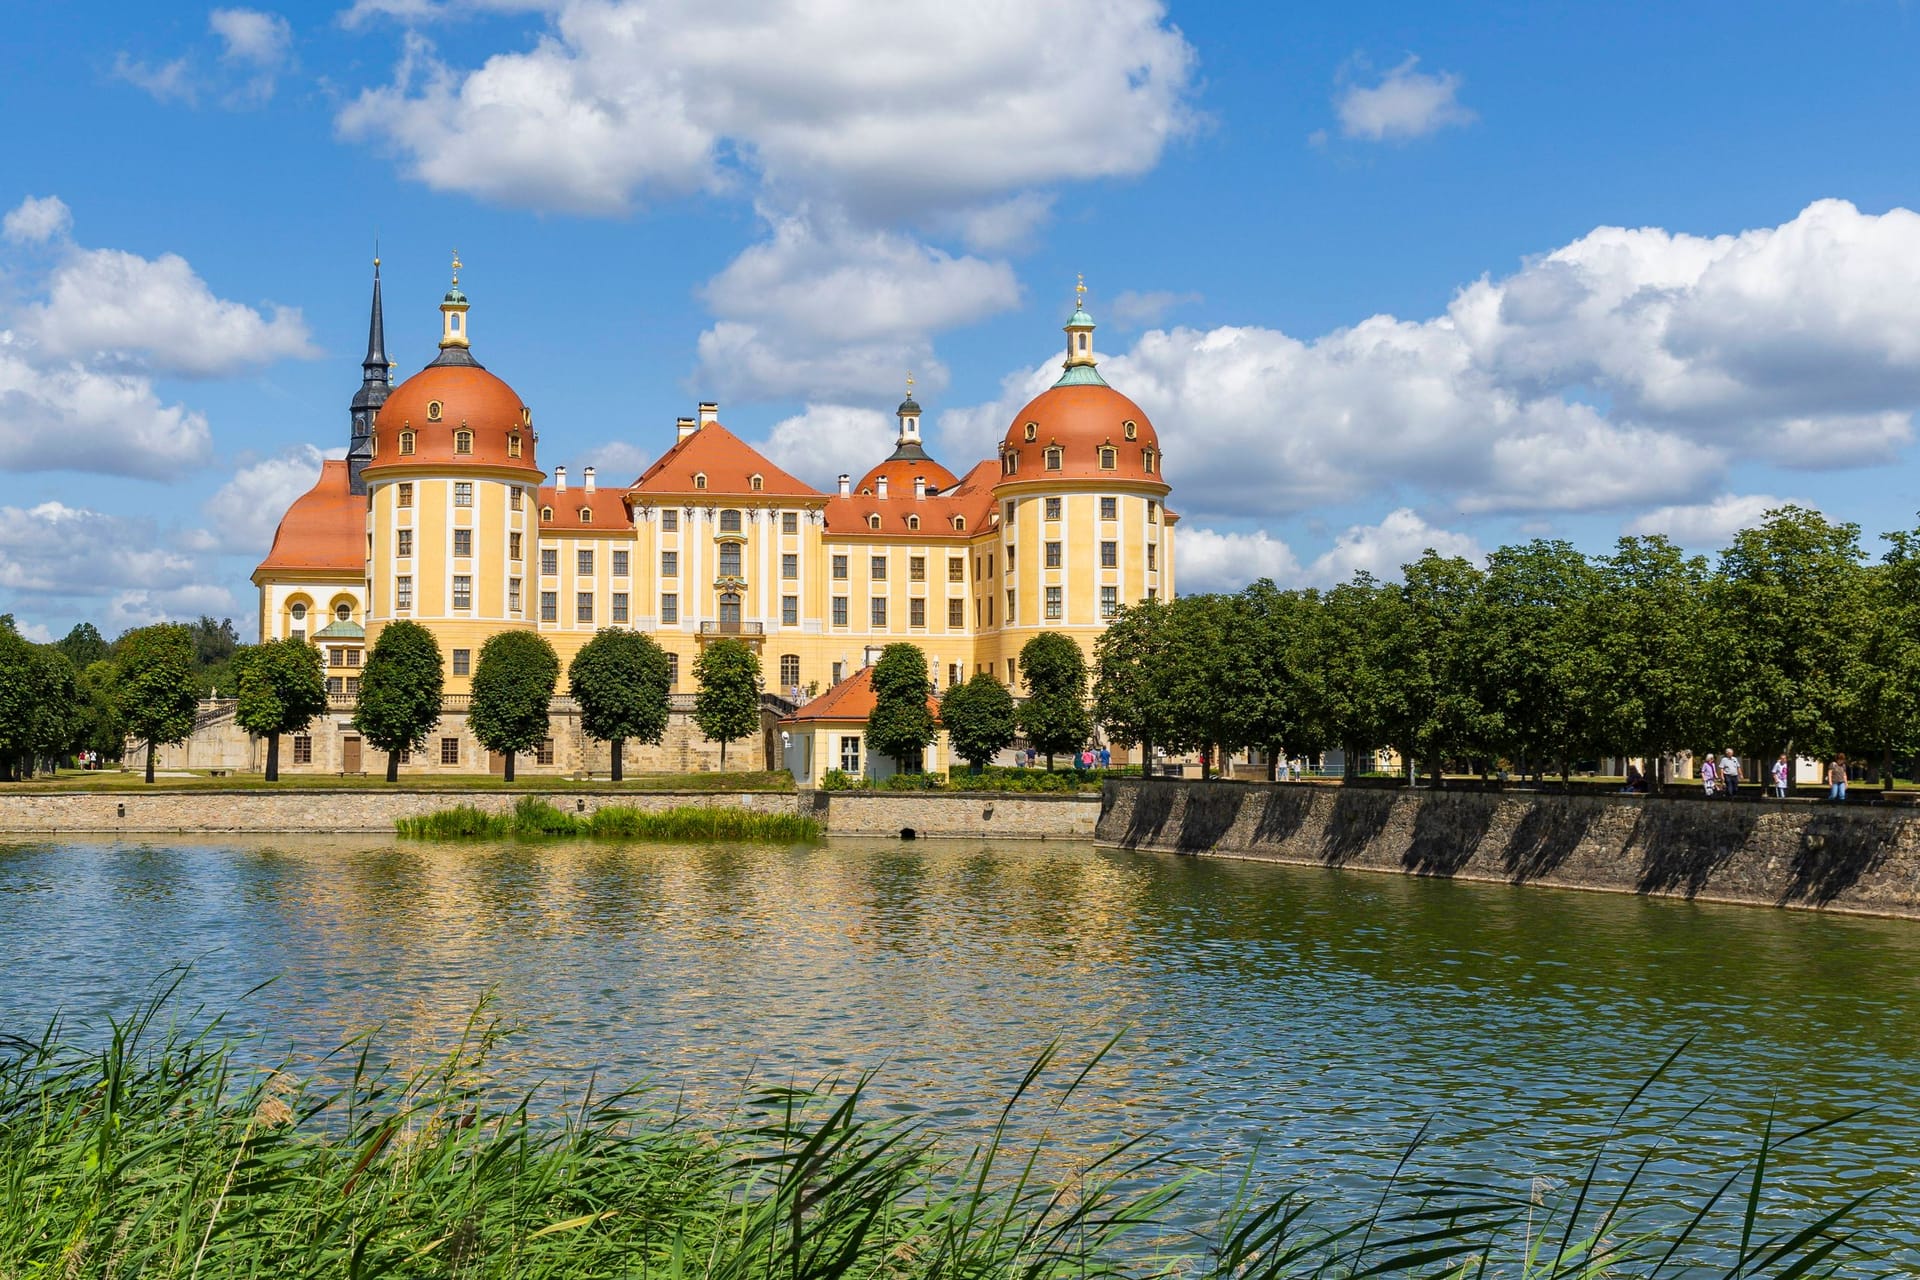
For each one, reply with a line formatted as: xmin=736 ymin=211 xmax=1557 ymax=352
xmin=1017 ymin=631 xmax=1093 ymax=768
xmin=76 ymin=660 xmax=125 ymax=763
xmin=1716 ymin=505 xmax=1867 ymax=762
xmin=467 ymin=631 xmax=560 ymax=782
xmin=114 ymin=623 xmax=200 ymax=784
xmin=1093 ymin=596 xmax=1176 ymax=776
xmin=1160 ymin=595 xmax=1240 ymax=778
xmin=941 ymin=671 xmax=1017 ymax=772
xmin=1320 ymin=573 xmax=1397 ymax=777
xmin=1850 ymin=527 xmax=1920 ymax=785
xmin=234 ymin=638 xmax=329 ymax=781
xmin=692 ymin=637 xmax=762 ymax=770
xmin=868 ymin=643 xmax=937 ymax=773
xmin=0 ymin=633 xmax=80 ymax=780
xmin=185 ymin=615 xmax=242 ymax=698
xmin=1465 ymin=541 xmax=1603 ymax=783
xmin=1231 ymin=581 xmax=1335 ymax=778
xmin=1593 ymin=535 xmax=1716 ymax=789
xmin=55 ymin=623 xmax=110 ymax=670
xmin=353 ymin=621 xmax=446 ymax=782
xmin=1382 ymin=552 xmax=1487 ymax=783
xmin=568 ymin=628 xmax=672 ymax=781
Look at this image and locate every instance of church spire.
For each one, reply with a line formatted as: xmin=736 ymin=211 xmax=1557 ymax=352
xmin=347 ymin=253 xmax=390 ymax=496
xmin=1054 ymin=274 xmax=1108 ymax=388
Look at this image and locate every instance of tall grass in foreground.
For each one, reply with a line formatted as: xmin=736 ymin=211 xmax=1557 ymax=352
xmin=0 ymin=991 xmax=1887 ymax=1279
xmin=396 ymin=796 xmax=820 ymax=842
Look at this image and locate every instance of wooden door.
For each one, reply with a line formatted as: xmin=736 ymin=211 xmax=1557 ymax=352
xmin=342 ymin=736 xmax=362 ymax=774
xmin=488 ymin=751 xmax=505 ymax=775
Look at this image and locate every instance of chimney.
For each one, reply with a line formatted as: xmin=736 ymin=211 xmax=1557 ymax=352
xmin=554 ymin=466 xmax=567 ymax=492
xmin=676 ymin=416 xmax=696 ymax=441
xmin=913 ymin=476 xmax=926 ymax=499
xmin=583 ymin=466 xmax=596 ymax=494
xmin=838 ymin=474 xmax=851 ymax=497
xmin=698 ymin=402 xmax=718 ymax=427
xmin=876 ymin=475 xmax=889 ymax=499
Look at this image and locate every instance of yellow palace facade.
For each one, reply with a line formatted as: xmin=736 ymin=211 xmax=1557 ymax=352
xmin=247 ymin=262 xmax=1177 ymax=776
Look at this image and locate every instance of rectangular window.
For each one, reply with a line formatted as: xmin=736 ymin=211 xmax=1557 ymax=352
xmin=870 ymin=555 xmax=886 ymax=580
xmin=661 ymin=550 xmax=678 ymax=577
xmin=1046 ymin=541 xmax=1062 ymax=568
xmin=988 ymin=553 xmax=995 ymax=578
xmin=832 ymin=554 xmax=848 ymax=580
xmin=1101 ymin=540 xmax=1117 ymax=568
xmin=613 ymin=549 xmax=629 ymax=577
xmin=345 ymin=677 xmax=359 ymax=699
xmin=540 ymin=591 xmax=558 ymax=622
xmin=541 ymin=549 xmax=558 ymax=576
xmin=1046 ymin=586 xmax=1063 ymax=619
xmin=1004 ymin=591 xmax=1013 ymax=624
xmin=398 ymin=482 xmax=412 ymax=508
xmin=665 ymin=653 xmax=679 ymax=687
xmin=612 ymin=592 xmax=628 ymax=622
xmin=1045 ymin=497 xmax=1062 ymax=520
xmin=452 ymin=648 xmax=471 ymax=676
xmin=949 ymin=598 xmax=964 ymax=628
xmin=455 ymin=482 xmax=473 ymax=507
xmin=292 ymin=734 xmax=312 ymax=764
xmin=1101 ymin=586 xmax=1118 ymax=618
xmin=395 ymin=575 xmax=412 ymax=610
xmin=718 ymin=543 xmax=742 ymax=576
xmin=832 ymin=596 xmax=848 ymax=627
xmin=782 ymin=553 xmax=798 ymax=579
xmin=1147 ymin=543 xmax=1157 ymax=570
xmin=909 ymin=597 xmax=926 ymax=627
xmin=577 ymin=591 xmax=593 ymax=623
xmin=452 ymin=575 xmax=472 ymax=609
xmin=454 ymin=528 xmax=472 ymax=557
xmin=782 ymin=512 xmax=798 ymax=534
xmin=397 ymin=529 xmax=413 ymax=557
xmin=345 ymin=648 xmax=361 ymax=668
xmin=509 ymin=532 xmax=522 ymax=560
xmin=326 ymin=675 xmax=343 ymax=698
xmin=509 ymin=578 xmax=522 ymax=612
xmin=511 ymin=487 xmax=522 ymax=511
xmin=661 ymin=509 xmax=679 ymax=532
xmin=577 ymin=549 xmax=593 ymax=576
xmin=536 ymin=738 xmax=555 ymax=766
xmin=1148 ymin=502 xmax=1159 ymax=523
xmin=330 ymin=648 xmax=345 ymax=668
xmin=840 ymin=735 xmax=861 ymax=773
xmin=1101 ymin=497 xmax=1117 ymax=520
xmin=909 ymin=556 xmax=925 ymax=581
xmin=782 ymin=594 xmax=798 ymax=625
xmin=441 ymin=737 xmax=459 ymax=765
xmin=948 ymin=556 xmax=964 ymax=582
xmin=1007 ymin=658 xmax=1016 ymax=684
xmin=660 ymin=593 xmax=678 ymax=624
xmin=871 ymin=597 xmax=887 ymax=627
xmin=780 ymin=654 xmax=800 ymax=687
xmin=832 ymin=661 xmax=844 ymax=685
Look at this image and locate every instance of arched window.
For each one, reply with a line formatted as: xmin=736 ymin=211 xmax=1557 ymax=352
xmin=1124 ymin=420 xmax=1138 ymax=441
xmin=953 ymin=515 xmax=967 ymax=531
xmin=719 ymin=509 xmax=742 ymax=532
xmin=906 ymin=514 xmax=919 ymax=530
xmin=454 ymin=430 xmax=473 ymax=455
xmin=399 ymin=430 xmax=415 ymax=456
xmin=541 ymin=506 xmax=554 ymax=521
xmin=507 ymin=433 xmax=522 ymax=458
xmin=521 ymin=407 xmax=532 ymax=426
xmin=427 ymin=400 xmax=443 ymax=421
xmin=694 ymin=473 xmax=708 ymax=490
xmin=579 ymin=507 xmax=593 ymax=523
xmin=1023 ymin=422 xmax=1038 ymax=442
xmin=750 ymin=474 xmax=764 ymax=492
xmin=1044 ymin=446 xmax=1063 ymax=471
xmin=1099 ymin=446 xmax=1117 ymax=470
xmin=868 ymin=513 xmax=882 ymax=530
xmin=1077 ymin=333 xmax=1089 ymax=351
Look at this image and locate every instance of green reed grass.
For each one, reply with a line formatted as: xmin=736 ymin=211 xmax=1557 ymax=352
xmin=0 ymin=987 xmax=1889 ymax=1279
xmin=395 ymin=796 xmax=820 ymax=843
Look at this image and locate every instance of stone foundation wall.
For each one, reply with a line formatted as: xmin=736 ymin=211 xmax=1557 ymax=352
xmin=1097 ymin=779 xmax=1920 ymax=917
xmin=816 ymin=792 xmax=1099 ymax=840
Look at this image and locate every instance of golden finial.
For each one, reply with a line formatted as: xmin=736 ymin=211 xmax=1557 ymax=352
xmin=906 ymin=370 xmax=914 ymax=396
xmin=451 ymin=249 xmax=462 ymax=286
xmin=1075 ymin=273 xmax=1086 ymax=306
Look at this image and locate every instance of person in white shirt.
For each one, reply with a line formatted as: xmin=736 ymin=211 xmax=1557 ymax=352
xmin=1772 ymin=754 xmax=1791 ymax=799
xmin=1720 ymin=750 xmax=1740 ymax=798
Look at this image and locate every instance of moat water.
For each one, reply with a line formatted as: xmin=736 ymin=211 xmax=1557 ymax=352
xmin=2 ymin=835 xmax=1915 ymax=1249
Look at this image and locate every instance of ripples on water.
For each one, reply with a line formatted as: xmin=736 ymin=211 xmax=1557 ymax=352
xmin=1 ymin=835 xmax=1915 ymax=1241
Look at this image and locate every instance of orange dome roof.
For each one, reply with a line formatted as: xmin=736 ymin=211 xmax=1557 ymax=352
xmin=363 ymin=359 xmax=540 ymax=477
xmin=253 ymin=460 xmax=364 ymax=578
xmin=855 ymin=450 xmax=959 ymax=496
xmin=997 ymin=381 xmax=1166 ymax=486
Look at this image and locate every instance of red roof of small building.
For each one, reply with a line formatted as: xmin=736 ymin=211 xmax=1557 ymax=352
xmin=537 ymin=484 xmax=631 ymax=532
xmin=780 ymin=664 xmax=942 ymax=725
xmin=254 ymin=460 xmax=365 ymax=577
xmin=631 ymin=421 xmax=820 ymax=497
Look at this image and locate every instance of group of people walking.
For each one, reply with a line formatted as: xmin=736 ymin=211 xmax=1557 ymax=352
xmin=1700 ymin=751 xmax=1850 ymax=801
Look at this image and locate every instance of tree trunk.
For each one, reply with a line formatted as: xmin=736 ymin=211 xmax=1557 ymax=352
xmin=1141 ymin=734 xmax=1152 ymax=777
xmin=145 ymin=741 xmax=156 ymax=784
xmin=386 ymin=749 xmax=400 ymax=783
xmin=1200 ymin=743 xmax=1212 ymax=781
xmin=720 ymin=739 xmax=728 ymax=770
xmin=611 ymin=738 xmax=625 ymax=783
xmin=265 ymin=733 xmax=280 ymax=782
xmin=1267 ymin=743 xmax=1279 ymax=782
xmin=1885 ymin=749 xmax=1895 ymax=792
xmin=503 ymin=751 xmax=516 ymax=783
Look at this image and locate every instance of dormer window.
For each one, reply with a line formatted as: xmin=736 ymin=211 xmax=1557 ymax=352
xmin=1023 ymin=422 xmax=1038 ymax=442
xmin=1143 ymin=448 xmax=1157 ymax=475
xmin=1124 ymin=420 xmax=1138 ymax=441
xmin=521 ymin=407 xmax=532 ymax=426
xmin=720 ymin=509 xmax=742 ymax=533
xmin=1044 ymin=446 xmax=1063 ymax=471
xmin=541 ymin=506 xmax=554 ymax=521
xmin=1099 ymin=445 xmax=1117 ymax=470
xmin=750 ymin=474 xmax=764 ymax=492
xmin=427 ymin=401 xmax=443 ymax=421
xmin=868 ymin=513 xmax=882 ymax=530
xmin=399 ymin=430 xmax=415 ymax=456
xmin=455 ymin=430 xmax=473 ymax=455
xmin=507 ymin=433 xmax=522 ymax=458
xmin=694 ymin=473 xmax=707 ymax=490
xmin=953 ymin=516 xmax=966 ymax=531
xmin=906 ymin=514 xmax=919 ymax=530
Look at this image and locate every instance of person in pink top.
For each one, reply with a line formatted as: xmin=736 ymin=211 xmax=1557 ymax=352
xmin=1700 ymin=755 xmax=1718 ymax=797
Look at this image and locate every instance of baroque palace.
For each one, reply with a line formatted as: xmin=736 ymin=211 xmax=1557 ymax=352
xmin=231 ymin=260 xmax=1176 ymax=777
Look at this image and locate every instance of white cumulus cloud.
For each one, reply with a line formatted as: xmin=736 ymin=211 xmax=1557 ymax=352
xmin=755 ymin=404 xmax=899 ymax=490
xmin=211 ymin=8 xmax=292 ymax=65
xmin=200 ymin=445 xmax=339 ymax=554
xmin=1335 ymin=56 xmax=1474 ymax=142
xmin=1623 ymin=494 xmax=1794 ymax=551
xmin=2 ymin=196 xmax=72 ymax=245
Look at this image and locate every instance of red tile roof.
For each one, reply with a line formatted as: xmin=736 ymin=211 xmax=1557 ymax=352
xmin=254 ymin=460 xmax=365 ymax=577
xmin=631 ymin=421 xmax=821 ymax=497
xmin=822 ymin=459 xmax=1000 ymax=538
xmin=537 ymin=485 xmax=631 ymax=532
xmin=780 ymin=664 xmax=942 ymax=725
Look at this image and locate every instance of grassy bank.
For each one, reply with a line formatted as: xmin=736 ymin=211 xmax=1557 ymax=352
xmin=0 ymin=995 xmax=1884 ymax=1278
xmin=9 ymin=769 xmax=796 ymax=794
xmin=396 ymin=796 xmax=820 ymax=842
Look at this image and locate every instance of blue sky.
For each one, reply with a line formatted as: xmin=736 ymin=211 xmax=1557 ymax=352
xmin=8 ymin=0 xmax=1920 ymax=639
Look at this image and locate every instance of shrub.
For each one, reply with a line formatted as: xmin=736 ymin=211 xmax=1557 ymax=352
xmin=819 ymin=768 xmax=862 ymax=791
xmin=394 ymin=804 xmax=509 ymax=838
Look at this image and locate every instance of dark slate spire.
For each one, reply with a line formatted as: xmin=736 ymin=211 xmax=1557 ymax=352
xmin=346 ymin=255 xmax=389 ymax=496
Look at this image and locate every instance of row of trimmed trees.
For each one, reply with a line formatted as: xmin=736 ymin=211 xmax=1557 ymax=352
xmin=1090 ymin=505 xmax=1920 ymax=786
xmin=864 ymin=632 xmax=1096 ymax=773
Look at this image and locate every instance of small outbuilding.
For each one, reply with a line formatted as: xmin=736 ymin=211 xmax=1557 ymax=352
xmin=780 ymin=665 xmax=947 ymax=787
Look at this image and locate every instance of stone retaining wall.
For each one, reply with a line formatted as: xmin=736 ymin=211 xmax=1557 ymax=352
xmin=1097 ymin=778 xmax=1920 ymax=917
xmin=816 ymin=791 xmax=1099 ymax=840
